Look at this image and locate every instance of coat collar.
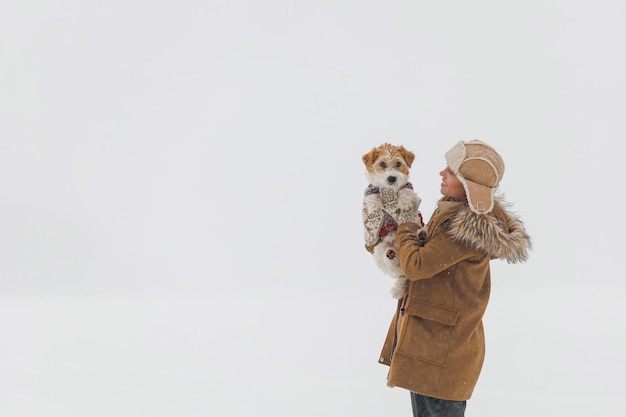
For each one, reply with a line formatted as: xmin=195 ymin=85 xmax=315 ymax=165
xmin=434 ymin=196 xmax=532 ymax=263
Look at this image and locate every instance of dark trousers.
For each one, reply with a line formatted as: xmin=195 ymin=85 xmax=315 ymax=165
xmin=410 ymin=392 xmax=466 ymax=417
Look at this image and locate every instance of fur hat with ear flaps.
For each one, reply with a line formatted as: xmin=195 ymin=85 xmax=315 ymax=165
xmin=445 ymin=139 xmax=505 ymax=215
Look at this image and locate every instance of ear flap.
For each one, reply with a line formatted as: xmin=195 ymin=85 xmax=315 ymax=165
xmin=362 ymin=148 xmax=379 ymax=167
xmin=398 ymin=146 xmax=415 ymax=168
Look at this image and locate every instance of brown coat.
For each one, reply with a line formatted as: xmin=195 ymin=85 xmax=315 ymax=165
xmin=379 ymin=197 xmax=531 ymax=401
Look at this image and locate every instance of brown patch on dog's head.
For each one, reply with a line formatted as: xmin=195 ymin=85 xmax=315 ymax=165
xmin=362 ymin=143 xmax=415 ymax=176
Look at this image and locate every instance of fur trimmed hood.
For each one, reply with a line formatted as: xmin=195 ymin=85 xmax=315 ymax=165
xmin=439 ymin=196 xmax=531 ymax=264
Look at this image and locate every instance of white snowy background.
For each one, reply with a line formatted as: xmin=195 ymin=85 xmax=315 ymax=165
xmin=1 ymin=0 xmax=624 ymax=416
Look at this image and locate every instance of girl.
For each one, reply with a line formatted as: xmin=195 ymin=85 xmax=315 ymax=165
xmin=378 ymin=140 xmax=532 ymax=417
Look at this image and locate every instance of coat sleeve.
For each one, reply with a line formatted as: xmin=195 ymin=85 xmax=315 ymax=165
xmin=396 ymin=222 xmax=474 ymax=281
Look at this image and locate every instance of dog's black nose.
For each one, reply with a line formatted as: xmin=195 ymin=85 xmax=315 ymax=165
xmin=387 ymin=176 xmax=397 ymax=184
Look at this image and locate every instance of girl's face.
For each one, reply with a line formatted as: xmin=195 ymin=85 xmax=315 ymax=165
xmin=440 ymin=166 xmax=466 ymax=201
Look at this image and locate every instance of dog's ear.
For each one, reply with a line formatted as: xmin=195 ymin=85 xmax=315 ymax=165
xmin=398 ymin=146 xmax=415 ymax=168
xmin=362 ymin=148 xmax=379 ymax=168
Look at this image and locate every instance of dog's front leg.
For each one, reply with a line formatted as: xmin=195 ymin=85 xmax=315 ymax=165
xmin=363 ymin=194 xmax=383 ymax=214
xmin=397 ymin=188 xmax=421 ymax=211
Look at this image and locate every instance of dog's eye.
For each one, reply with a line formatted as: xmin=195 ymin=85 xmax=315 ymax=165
xmin=380 ymin=162 xmax=387 ymax=168
xmin=395 ymin=162 xmax=402 ymax=168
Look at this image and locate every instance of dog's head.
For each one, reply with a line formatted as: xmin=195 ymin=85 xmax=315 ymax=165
xmin=362 ymin=143 xmax=415 ymax=189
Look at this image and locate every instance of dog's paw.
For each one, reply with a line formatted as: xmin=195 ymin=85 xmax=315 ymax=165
xmin=416 ymin=228 xmax=427 ymax=246
xmin=385 ymin=248 xmax=396 ymax=260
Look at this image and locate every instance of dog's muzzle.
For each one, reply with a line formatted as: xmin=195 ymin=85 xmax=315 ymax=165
xmin=387 ymin=176 xmax=397 ymax=184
